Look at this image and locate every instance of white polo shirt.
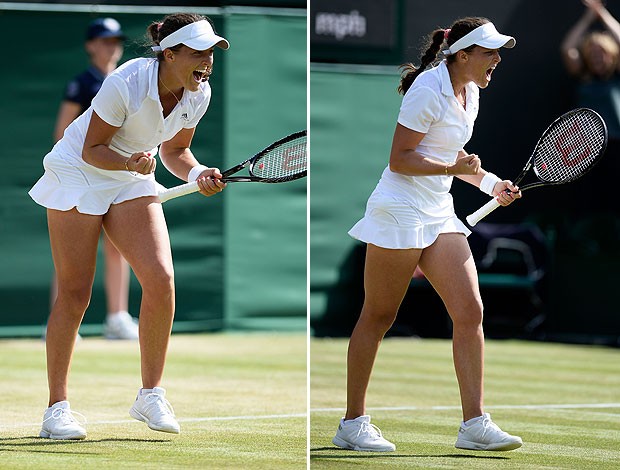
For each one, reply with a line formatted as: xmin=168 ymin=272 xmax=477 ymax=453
xmin=51 ymin=57 xmax=212 ymax=182
xmin=376 ymin=60 xmax=480 ymax=217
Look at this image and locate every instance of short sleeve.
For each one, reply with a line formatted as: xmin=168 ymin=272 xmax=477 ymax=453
xmin=397 ymin=86 xmax=442 ymax=133
xmin=92 ymin=75 xmax=128 ymax=128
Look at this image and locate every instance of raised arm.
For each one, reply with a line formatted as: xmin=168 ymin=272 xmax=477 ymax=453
xmin=561 ymin=4 xmax=598 ymax=76
xmin=585 ymin=0 xmax=620 ymax=52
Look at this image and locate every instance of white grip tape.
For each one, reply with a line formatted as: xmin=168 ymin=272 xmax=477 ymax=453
xmin=158 ymin=181 xmax=200 ymax=203
xmin=466 ymin=198 xmax=501 ymax=226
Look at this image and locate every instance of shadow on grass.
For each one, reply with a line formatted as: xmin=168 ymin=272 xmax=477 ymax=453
xmin=0 ymin=436 xmax=171 ymax=454
xmin=310 ymin=446 xmax=510 ymax=460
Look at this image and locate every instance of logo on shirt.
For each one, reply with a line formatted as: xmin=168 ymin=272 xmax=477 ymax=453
xmin=181 ymin=113 xmax=189 ymax=122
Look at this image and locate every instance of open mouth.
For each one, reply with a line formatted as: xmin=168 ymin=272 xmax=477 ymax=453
xmin=486 ymin=66 xmax=495 ymax=81
xmin=192 ymin=69 xmax=211 ymax=83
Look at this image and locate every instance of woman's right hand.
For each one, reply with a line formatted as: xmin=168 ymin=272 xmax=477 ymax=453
xmin=127 ymin=152 xmax=157 ymax=175
xmin=449 ymin=153 xmax=481 ymax=175
xmin=196 ymin=167 xmax=227 ymax=197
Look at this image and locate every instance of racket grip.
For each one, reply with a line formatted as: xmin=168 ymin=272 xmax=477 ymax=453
xmin=158 ymin=181 xmax=200 ymax=203
xmin=466 ymin=198 xmax=501 ymax=226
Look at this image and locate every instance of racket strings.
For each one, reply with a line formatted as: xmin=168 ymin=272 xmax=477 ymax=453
xmin=252 ymin=136 xmax=307 ymax=180
xmin=534 ymin=111 xmax=606 ymax=183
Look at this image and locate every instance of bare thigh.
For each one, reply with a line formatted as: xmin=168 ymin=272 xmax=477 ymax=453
xmin=101 ymin=196 xmax=173 ymax=286
xmin=47 ymin=208 xmax=103 ymax=298
xmin=363 ymin=243 xmax=422 ymax=317
xmin=418 ymin=233 xmax=482 ymax=323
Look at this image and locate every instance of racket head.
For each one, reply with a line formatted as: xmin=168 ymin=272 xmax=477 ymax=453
xmin=529 ymin=108 xmax=607 ymax=187
xmin=246 ymin=130 xmax=307 ymax=183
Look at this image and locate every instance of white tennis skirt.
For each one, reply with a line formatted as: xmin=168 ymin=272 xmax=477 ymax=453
xmin=28 ymin=151 xmax=165 ymax=216
xmin=348 ymin=192 xmax=471 ymax=249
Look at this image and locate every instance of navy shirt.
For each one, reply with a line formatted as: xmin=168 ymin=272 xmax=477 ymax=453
xmin=63 ymin=65 xmax=107 ymax=113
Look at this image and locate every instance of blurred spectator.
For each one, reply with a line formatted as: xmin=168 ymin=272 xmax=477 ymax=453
xmin=50 ymin=18 xmax=138 ymax=340
xmin=561 ymin=0 xmax=620 ymax=212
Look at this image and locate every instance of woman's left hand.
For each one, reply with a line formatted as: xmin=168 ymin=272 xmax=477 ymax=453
xmin=196 ymin=167 xmax=227 ymax=197
xmin=492 ymin=180 xmax=522 ymax=206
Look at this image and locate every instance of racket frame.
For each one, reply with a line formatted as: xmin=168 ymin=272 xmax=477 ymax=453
xmin=157 ymin=130 xmax=307 ymax=203
xmin=466 ymin=108 xmax=607 ymax=226
xmin=222 ymin=129 xmax=307 ymax=183
xmin=513 ymin=108 xmax=608 ymax=192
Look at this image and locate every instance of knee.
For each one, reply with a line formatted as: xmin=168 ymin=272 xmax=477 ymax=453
xmin=56 ymin=282 xmax=93 ymax=313
xmin=358 ymin=303 xmax=399 ymax=333
xmin=449 ymin=296 xmax=484 ymax=329
xmin=142 ymin=264 xmax=175 ymax=299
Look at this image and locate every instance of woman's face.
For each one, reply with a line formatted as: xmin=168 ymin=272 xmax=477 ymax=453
xmin=168 ymin=46 xmax=214 ymax=92
xmin=461 ymin=46 xmax=502 ymax=89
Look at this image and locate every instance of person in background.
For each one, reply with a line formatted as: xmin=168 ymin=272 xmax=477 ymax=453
xmin=561 ymin=0 xmax=620 ymax=212
xmin=51 ymin=17 xmax=138 ymax=340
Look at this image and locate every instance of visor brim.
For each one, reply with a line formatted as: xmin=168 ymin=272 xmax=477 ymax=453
xmin=477 ymin=34 xmax=516 ymax=50
xmin=183 ymin=36 xmax=230 ymax=51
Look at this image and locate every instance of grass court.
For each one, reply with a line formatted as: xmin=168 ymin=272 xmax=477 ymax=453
xmin=310 ymin=337 xmax=620 ymax=469
xmin=0 ymin=333 xmax=306 ymax=469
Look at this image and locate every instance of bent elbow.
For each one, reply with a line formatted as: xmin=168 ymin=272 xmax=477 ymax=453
xmin=81 ymin=145 xmax=94 ymax=165
xmin=389 ymin=157 xmax=406 ymax=175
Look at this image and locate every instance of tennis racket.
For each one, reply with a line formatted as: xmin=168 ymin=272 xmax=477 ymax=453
xmin=158 ymin=130 xmax=307 ymax=203
xmin=466 ymin=108 xmax=607 ymax=226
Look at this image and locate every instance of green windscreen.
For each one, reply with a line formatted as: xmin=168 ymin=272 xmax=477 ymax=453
xmin=0 ymin=6 xmax=306 ymax=336
xmin=224 ymin=13 xmax=307 ymax=331
xmin=310 ymin=65 xmax=402 ymax=330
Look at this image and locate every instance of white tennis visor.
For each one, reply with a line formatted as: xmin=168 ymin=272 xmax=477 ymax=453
xmin=152 ymin=20 xmax=230 ymax=52
xmin=443 ymin=22 xmax=515 ymax=55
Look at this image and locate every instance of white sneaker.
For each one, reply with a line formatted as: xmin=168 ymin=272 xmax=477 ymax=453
xmin=129 ymin=387 xmax=180 ymax=434
xmin=332 ymin=415 xmax=396 ymax=452
xmin=104 ymin=311 xmax=139 ymax=340
xmin=455 ymin=413 xmax=522 ymax=451
xmin=40 ymin=401 xmax=87 ymax=440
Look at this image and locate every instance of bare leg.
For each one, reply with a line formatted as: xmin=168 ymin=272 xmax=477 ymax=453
xmin=103 ymin=233 xmax=130 ymax=315
xmin=103 ymin=197 xmax=174 ymax=389
xmin=46 ymin=208 xmax=103 ymax=406
xmin=418 ymin=233 xmax=484 ymax=422
xmin=49 ymin=273 xmax=58 ymax=311
xmin=345 ymin=244 xmax=421 ymax=420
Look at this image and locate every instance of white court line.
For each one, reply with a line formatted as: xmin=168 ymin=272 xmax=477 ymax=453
xmin=0 ymin=412 xmax=306 ymax=430
xmin=311 ymin=403 xmax=620 ymax=413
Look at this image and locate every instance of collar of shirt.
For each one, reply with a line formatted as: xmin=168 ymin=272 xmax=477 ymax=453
xmin=147 ymin=59 xmax=165 ymax=103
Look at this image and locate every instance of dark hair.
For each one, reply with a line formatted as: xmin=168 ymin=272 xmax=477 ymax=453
xmin=146 ymin=13 xmax=214 ymax=61
xmin=397 ymin=17 xmax=490 ymax=95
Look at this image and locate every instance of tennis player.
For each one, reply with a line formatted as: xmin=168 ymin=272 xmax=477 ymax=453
xmin=30 ymin=13 xmax=229 ymax=440
xmin=332 ymin=17 xmax=523 ymax=452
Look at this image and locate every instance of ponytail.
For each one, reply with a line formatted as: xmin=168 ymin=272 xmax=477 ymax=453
xmin=397 ymin=17 xmax=489 ymax=95
xmin=397 ymin=29 xmax=445 ymax=95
